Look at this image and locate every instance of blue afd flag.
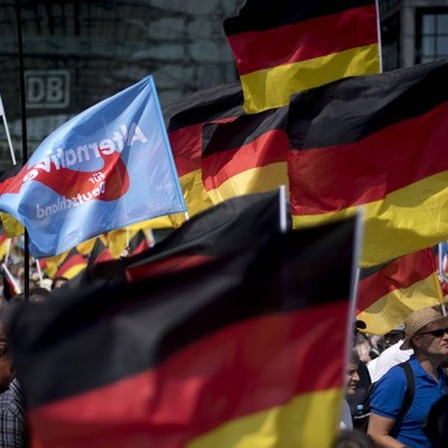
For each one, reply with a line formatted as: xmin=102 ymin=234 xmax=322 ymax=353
xmin=0 ymin=76 xmax=186 ymax=258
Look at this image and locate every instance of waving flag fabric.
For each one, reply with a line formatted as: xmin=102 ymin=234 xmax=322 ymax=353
xmin=125 ymin=190 xmax=286 ymax=282
xmin=6 ymin=215 xmax=358 ymax=448
xmin=0 ymin=164 xmax=25 ymax=238
xmin=0 ymin=228 xmax=9 ymax=262
xmin=0 ymin=76 xmax=186 ymax=258
xmin=287 ymin=58 xmax=448 ymax=267
xmin=356 ymin=249 xmax=443 ymax=335
xmin=75 ymin=236 xmax=106 ymax=257
xmin=223 ymin=0 xmax=380 ymax=113
xmin=54 ymin=248 xmax=87 ymax=280
xmin=87 ymin=238 xmax=115 ymax=267
xmin=161 ymin=81 xmax=245 ymax=219
xmin=128 ymin=229 xmax=150 ymax=256
xmin=201 ymin=107 xmax=289 ymax=204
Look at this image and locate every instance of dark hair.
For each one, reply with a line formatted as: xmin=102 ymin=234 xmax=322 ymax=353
xmin=332 ymin=429 xmax=374 ymax=448
xmin=9 ymin=287 xmax=52 ymax=304
xmin=349 ymin=348 xmax=360 ymax=364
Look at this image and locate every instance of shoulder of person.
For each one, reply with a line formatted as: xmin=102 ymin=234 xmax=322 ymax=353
xmin=374 ymin=361 xmax=409 ymax=391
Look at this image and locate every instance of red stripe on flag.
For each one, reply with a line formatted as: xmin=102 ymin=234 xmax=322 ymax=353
xmin=202 ymin=129 xmax=288 ymax=190
xmin=28 ymin=300 xmax=347 ymax=448
xmin=227 ymin=5 xmax=378 ymax=75
xmin=289 ymin=102 xmax=448 ymax=215
xmin=126 ymin=254 xmax=217 ymax=282
xmin=356 ymin=249 xmax=437 ymax=312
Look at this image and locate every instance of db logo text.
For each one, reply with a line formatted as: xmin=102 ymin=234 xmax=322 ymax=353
xmin=25 ymin=70 xmax=70 ymax=109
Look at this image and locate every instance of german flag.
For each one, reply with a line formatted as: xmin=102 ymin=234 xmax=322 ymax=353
xmin=287 ymin=59 xmax=448 ymax=267
xmin=223 ymin=0 xmax=380 ymax=113
xmin=201 ymin=107 xmax=289 ymax=204
xmin=76 ymin=235 xmax=107 ymax=257
xmin=39 ymin=251 xmax=70 ymax=279
xmin=356 ymin=248 xmax=444 ymax=335
xmin=0 ymin=163 xmax=25 ymax=238
xmin=6 ymin=217 xmax=357 ymax=448
xmin=54 ymin=248 xmax=87 ymax=280
xmin=134 ymin=82 xmax=244 ymax=230
xmin=0 ymin=228 xmax=9 ymax=262
xmin=88 ymin=238 xmax=115 ymax=267
xmin=125 ymin=190 xmax=286 ymax=282
xmin=163 ymin=81 xmax=245 ymax=218
xmin=128 ymin=229 xmax=150 ymax=256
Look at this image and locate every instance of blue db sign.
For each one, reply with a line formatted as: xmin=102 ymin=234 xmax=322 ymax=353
xmin=25 ymin=70 xmax=70 ymax=109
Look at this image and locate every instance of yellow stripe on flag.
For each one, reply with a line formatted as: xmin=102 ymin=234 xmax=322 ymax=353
xmin=293 ymin=172 xmax=448 ymax=267
xmin=187 ymin=388 xmax=342 ymax=448
xmin=357 ymin=275 xmax=442 ymax=335
xmin=181 ymin=170 xmax=215 ymax=217
xmin=241 ymin=44 xmax=379 ymax=113
xmin=0 ymin=213 xmax=24 ymax=237
xmin=206 ymin=163 xmax=288 ymax=205
xmin=62 ymin=264 xmax=86 ymax=280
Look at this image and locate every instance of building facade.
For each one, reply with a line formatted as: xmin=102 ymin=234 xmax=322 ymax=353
xmin=0 ymin=0 xmax=447 ymax=172
xmin=0 ymin=0 xmax=240 ymax=171
xmin=380 ymin=0 xmax=448 ymax=71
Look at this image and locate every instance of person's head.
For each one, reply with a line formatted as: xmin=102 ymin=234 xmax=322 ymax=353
xmin=11 ymin=287 xmax=52 ymax=303
xmin=332 ymin=429 xmax=374 ymax=448
xmin=383 ymin=324 xmax=405 ymax=349
xmin=51 ymin=276 xmax=68 ymax=290
xmin=345 ymin=349 xmax=360 ymax=396
xmin=400 ymin=306 xmax=448 ymax=358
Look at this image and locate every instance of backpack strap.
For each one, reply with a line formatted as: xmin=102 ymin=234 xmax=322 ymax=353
xmin=397 ymin=361 xmax=415 ymax=422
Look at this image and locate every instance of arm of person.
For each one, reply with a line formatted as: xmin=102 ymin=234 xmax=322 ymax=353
xmin=367 ymin=412 xmax=409 ymax=448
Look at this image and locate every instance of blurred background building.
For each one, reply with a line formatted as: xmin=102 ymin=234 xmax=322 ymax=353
xmin=0 ymin=0 xmax=447 ymax=173
xmin=0 ymin=0 xmax=240 ymax=170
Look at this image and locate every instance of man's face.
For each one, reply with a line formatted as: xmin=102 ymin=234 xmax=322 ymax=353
xmin=413 ymin=321 xmax=448 ymax=357
xmin=345 ymin=361 xmax=360 ymax=396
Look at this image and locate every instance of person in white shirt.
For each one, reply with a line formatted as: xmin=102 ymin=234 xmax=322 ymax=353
xmin=367 ymin=324 xmax=413 ymax=382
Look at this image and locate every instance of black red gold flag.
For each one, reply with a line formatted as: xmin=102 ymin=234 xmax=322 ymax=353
xmin=125 ymin=190 xmax=286 ymax=282
xmin=88 ymin=238 xmax=115 ymax=267
xmin=143 ymin=81 xmax=245 ymax=228
xmin=128 ymin=229 xmax=150 ymax=256
xmin=356 ymin=248 xmax=443 ymax=335
xmin=6 ymin=215 xmax=358 ymax=448
xmin=286 ymin=58 xmax=448 ymax=267
xmin=54 ymin=247 xmax=87 ymax=280
xmin=201 ymin=107 xmax=289 ymax=204
xmin=0 ymin=163 xmax=25 ymax=237
xmin=223 ymin=0 xmax=379 ymax=113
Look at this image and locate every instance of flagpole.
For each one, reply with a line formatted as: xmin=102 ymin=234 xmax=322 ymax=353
xmin=4 ymin=238 xmax=11 ymax=265
xmin=437 ymin=242 xmax=447 ymax=316
xmin=35 ymin=259 xmax=44 ymax=287
xmin=146 ymin=228 xmax=155 ymax=247
xmin=279 ymin=185 xmax=287 ymax=233
xmin=0 ymin=96 xmax=17 ymax=165
xmin=15 ymin=0 xmax=30 ymax=300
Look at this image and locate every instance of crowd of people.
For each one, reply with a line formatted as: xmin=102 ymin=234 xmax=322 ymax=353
xmin=338 ymin=304 xmax=448 ymax=448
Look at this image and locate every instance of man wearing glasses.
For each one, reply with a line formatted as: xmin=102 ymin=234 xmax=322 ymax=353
xmin=367 ymin=305 xmax=448 ymax=448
